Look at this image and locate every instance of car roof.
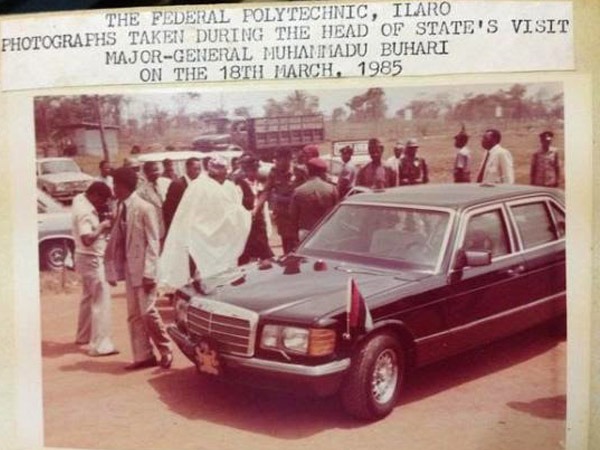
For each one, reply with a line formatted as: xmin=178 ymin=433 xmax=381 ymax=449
xmin=345 ymin=183 xmax=564 ymax=209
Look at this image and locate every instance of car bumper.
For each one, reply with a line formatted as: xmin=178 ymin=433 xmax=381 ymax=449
xmin=167 ymin=325 xmax=350 ymax=396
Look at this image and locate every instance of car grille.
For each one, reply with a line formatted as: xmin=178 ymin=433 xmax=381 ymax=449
xmin=187 ymin=299 xmax=259 ymax=357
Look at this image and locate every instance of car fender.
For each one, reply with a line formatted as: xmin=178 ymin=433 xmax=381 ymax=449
xmin=39 ymin=235 xmax=74 ymax=247
xmin=354 ymin=319 xmax=418 ymax=370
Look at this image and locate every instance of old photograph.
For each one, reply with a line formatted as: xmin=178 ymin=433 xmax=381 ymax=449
xmin=33 ymin=79 xmax=568 ymax=449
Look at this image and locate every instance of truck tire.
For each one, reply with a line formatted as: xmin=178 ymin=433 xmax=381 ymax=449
xmin=341 ymin=332 xmax=405 ymax=420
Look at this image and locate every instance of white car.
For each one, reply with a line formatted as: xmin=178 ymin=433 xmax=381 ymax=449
xmin=36 ymin=157 xmax=94 ymax=203
xmin=137 ymin=150 xmax=273 ymax=179
xmin=37 ymin=189 xmax=74 ymax=271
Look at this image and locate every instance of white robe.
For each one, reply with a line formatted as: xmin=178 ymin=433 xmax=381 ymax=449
xmin=158 ymin=174 xmax=251 ymax=289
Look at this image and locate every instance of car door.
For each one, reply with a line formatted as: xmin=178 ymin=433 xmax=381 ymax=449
xmin=505 ymin=197 xmax=566 ymax=319
xmin=442 ymin=203 xmax=530 ymax=354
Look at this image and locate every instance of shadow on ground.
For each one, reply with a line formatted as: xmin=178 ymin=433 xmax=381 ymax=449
xmin=507 ymin=395 xmax=566 ymax=420
xmin=145 ymin=322 xmax=565 ymax=439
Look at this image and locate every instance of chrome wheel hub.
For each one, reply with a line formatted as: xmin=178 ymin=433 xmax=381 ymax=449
xmin=371 ymin=348 xmax=398 ymax=404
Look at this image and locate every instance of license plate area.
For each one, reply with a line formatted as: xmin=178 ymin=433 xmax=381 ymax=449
xmin=194 ymin=338 xmax=221 ymax=376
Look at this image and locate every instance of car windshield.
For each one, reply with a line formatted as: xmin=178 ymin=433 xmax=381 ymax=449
xmin=299 ymin=204 xmax=451 ymax=272
xmin=40 ymin=160 xmax=80 ymax=174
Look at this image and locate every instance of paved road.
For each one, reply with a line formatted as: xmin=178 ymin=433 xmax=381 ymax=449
xmin=41 ymin=277 xmax=566 ymax=450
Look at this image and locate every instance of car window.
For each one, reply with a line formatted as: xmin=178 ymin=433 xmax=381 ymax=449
xmin=41 ymin=160 xmax=80 ymax=174
xmin=511 ymin=202 xmax=558 ymax=249
xmin=549 ymin=202 xmax=566 ymax=238
xmin=463 ymin=209 xmax=510 ymax=258
xmin=301 ymin=204 xmax=451 ymax=272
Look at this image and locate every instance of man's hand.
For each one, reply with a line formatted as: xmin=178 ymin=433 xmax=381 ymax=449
xmin=99 ymin=219 xmax=112 ymax=231
xmin=142 ymin=277 xmax=156 ymax=294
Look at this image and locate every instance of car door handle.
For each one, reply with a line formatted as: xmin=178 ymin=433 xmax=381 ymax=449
xmin=506 ymin=265 xmax=525 ymax=277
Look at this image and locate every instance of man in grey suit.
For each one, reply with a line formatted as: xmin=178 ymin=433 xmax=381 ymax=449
xmin=476 ymin=129 xmax=515 ymax=184
xmin=105 ymin=167 xmax=173 ymax=370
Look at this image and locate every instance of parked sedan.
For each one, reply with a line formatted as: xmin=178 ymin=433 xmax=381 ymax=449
xmin=37 ymin=189 xmax=74 ymax=271
xmin=37 ymin=157 xmax=94 ymax=203
xmin=167 ymin=184 xmax=566 ymax=420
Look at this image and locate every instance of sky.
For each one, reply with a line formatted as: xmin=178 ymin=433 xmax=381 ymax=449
xmin=121 ymin=81 xmax=562 ymax=121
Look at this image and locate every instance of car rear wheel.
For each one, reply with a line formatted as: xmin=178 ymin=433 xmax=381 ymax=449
xmin=40 ymin=240 xmax=72 ymax=271
xmin=340 ymin=332 xmax=405 ymax=420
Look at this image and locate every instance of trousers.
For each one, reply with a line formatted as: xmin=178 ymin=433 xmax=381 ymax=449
xmin=75 ymin=253 xmax=116 ymax=354
xmin=124 ymin=271 xmax=171 ymax=362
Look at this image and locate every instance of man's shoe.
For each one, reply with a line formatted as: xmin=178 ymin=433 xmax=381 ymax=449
xmin=125 ymin=357 xmax=158 ymax=370
xmin=159 ymin=352 xmax=173 ymax=369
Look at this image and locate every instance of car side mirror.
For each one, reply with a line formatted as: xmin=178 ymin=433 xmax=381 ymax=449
xmin=463 ymin=250 xmax=492 ymax=267
xmin=449 ymin=249 xmax=492 ymax=283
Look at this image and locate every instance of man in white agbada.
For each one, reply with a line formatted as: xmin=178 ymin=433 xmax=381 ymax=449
xmin=159 ymin=156 xmax=251 ymax=289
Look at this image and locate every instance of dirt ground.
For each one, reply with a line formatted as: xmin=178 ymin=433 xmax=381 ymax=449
xmin=40 ymin=270 xmax=566 ymax=450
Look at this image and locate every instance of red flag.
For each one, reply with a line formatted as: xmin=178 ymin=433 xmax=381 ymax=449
xmin=345 ymin=277 xmax=373 ymax=338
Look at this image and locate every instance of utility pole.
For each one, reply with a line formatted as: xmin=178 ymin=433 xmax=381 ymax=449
xmin=94 ymin=95 xmax=110 ymax=162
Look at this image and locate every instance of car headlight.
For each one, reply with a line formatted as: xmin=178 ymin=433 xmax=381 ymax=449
xmin=260 ymin=325 xmax=336 ymax=356
xmin=55 ymin=184 xmax=66 ymax=192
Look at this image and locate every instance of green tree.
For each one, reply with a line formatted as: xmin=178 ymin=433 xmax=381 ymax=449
xmin=263 ymin=90 xmax=320 ymax=117
xmin=347 ymin=88 xmax=387 ymax=121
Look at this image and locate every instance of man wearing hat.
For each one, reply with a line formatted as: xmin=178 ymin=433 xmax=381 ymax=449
xmin=453 ymin=126 xmax=471 ymax=183
xmin=530 ymin=131 xmax=560 ymax=187
xmin=256 ymin=148 xmax=303 ymax=254
xmin=290 ymin=157 xmax=339 ymax=241
xmin=337 ymin=145 xmax=357 ymax=198
xmin=356 ymin=138 xmax=396 ymax=189
xmin=385 ymin=141 xmax=405 ymax=186
xmin=398 ymin=138 xmax=429 ymax=185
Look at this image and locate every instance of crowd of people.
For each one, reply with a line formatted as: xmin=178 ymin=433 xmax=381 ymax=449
xmin=70 ymin=126 xmax=561 ymax=369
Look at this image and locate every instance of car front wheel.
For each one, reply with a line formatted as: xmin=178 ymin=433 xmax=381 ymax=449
xmin=40 ymin=240 xmax=72 ymax=271
xmin=340 ymin=332 xmax=405 ymax=421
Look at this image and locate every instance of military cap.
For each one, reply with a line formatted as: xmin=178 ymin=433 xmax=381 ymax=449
xmin=405 ymin=138 xmax=419 ymax=148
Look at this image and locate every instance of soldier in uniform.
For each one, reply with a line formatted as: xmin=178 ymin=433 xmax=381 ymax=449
xmin=530 ymin=131 xmax=560 ymax=187
xmin=356 ymin=138 xmax=396 ymax=189
xmin=398 ymin=138 xmax=429 ymax=185
xmin=290 ymin=157 xmax=339 ymax=241
xmin=255 ymin=149 xmax=301 ymax=255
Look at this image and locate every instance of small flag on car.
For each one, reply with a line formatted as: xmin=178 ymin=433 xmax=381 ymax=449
xmin=344 ymin=277 xmax=373 ymax=339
